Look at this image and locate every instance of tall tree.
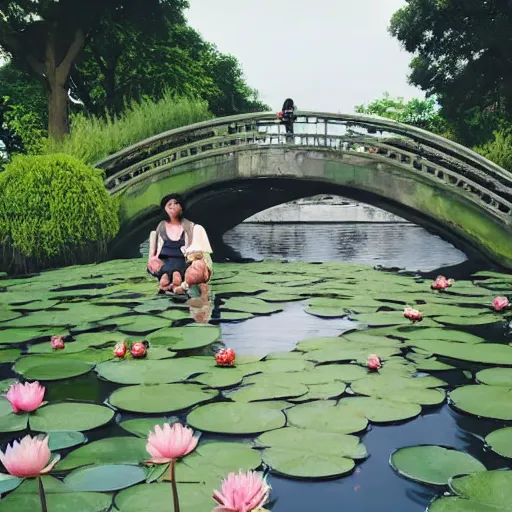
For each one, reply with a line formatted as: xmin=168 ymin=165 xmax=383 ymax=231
xmin=0 ymin=0 xmax=179 ymax=139
xmin=389 ymin=0 xmax=512 ymax=146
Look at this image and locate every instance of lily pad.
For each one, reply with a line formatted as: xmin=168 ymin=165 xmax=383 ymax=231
xmin=48 ymin=431 xmax=87 ymax=451
xmin=289 ymin=381 xmax=348 ymax=402
xmin=476 ymin=368 xmax=512 ymax=386
xmin=434 ymin=314 xmax=501 ymax=326
xmin=0 ymin=491 xmax=112 ymax=512
xmin=115 ymin=483 xmax=212 ymax=512
xmin=193 ymin=368 xmax=247 ymax=388
xmin=218 ymin=312 xmax=255 ymax=321
xmin=0 ymin=474 xmax=23 ymax=494
xmin=0 ymin=328 xmax=48 ymax=344
xmin=147 ymin=325 xmax=220 ymax=350
xmin=449 ymin=385 xmax=512 ymax=420
xmin=65 ymin=464 xmax=147 ymax=492
xmin=115 ymin=315 xmax=171 ymax=333
xmin=338 ymin=397 xmax=422 ymax=423
xmin=390 ymin=445 xmax=486 ymax=486
xmin=222 ymin=297 xmax=283 ymax=315
xmin=0 ymin=348 xmax=21 ymax=363
xmin=187 ymin=402 xmax=287 ymax=434
xmin=227 ymin=380 xmax=309 ymax=402
xmin=96 ymin=357 xmax=212 ymax=385
xmin=30 ymin=403 xmax=115 ymax=432
xmin=109 ymin=383 xmax=217 ymax=413
xmin=15 ymin=356 xmax=93 ymax=380
xmin=119 ymin=417 xmax=171 ymax=438
xmin=485 ymin=428 xmax=512 ymax=458
xmin=287 ymin=401 xmax=368 ymax=434
xmin=256 ymin=427 xmax=366 ymax=479
xmin=57 ymin=437 xmax=148 ymax=470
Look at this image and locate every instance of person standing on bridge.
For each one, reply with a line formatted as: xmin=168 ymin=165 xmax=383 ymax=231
xmin=278 ymin=98 xmax=297 ymax=140
xmin=147 ymin=194 xmax=213 ymax=295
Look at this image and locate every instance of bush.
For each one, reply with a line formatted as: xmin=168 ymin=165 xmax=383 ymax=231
xmin=474 ymin=130 xmax=512 ymax=172
xmin=0 ymin=154 xmax=119 ymax=274
xmin=46 ymin=93 xmax=212 ymax=165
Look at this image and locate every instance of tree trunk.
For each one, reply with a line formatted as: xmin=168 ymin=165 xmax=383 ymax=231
xmin=48 ymin=83 xmax=70 ymax=140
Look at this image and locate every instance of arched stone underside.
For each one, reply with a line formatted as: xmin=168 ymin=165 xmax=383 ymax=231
xmin=96 ymin=112 xmax=512 ymax=268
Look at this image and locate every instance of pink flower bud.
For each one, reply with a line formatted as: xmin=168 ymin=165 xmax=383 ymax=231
xmin=404 ymin=307 xmax=423 ymax=323
xmin=130 ymin=342 xmax=147 ymax=358
xmin=431 ymin=276 xmax=453 ymax=290
xmin=215 ymin=348 xmax=236 ymax=367
xmin=367 ymin=354 xmax=381 ymax=371
xmin=50 ymin=335 xmax=65 ymax=350
xmin=114 ymin=342 xmax=128 ymax=358
xmin=493 ymin=296 xmax=510 ymax=312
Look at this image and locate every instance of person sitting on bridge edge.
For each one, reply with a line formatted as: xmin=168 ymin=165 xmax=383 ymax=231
xmin=147 ymin=194 xmax=213 ymax=295
xmin=278 ymin=98 xmax=297 ymax=136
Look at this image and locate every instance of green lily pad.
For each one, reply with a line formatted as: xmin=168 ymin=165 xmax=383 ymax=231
xmin=338 ymin=397 xmax=422 ymax=423
xmin=218 ymin=312 xmax=255 ymax=321
xmin=48 ymin=431 xmax=87 ymax=451
xmin=287 ymin=401 xmax=368 ymax=434
xmin=305 ymin=306 xmax=348 ymax=318
xmin=0 ymin=348 xmax=21 ymax=363
xmin=0 ymin=309 xmax=22 ymax=323
xmin=445 ymin=470 xmax=512 ymax=510
xmin=222 ymin=297 xmax=283 ymax=315
xmin=0 ymin=474 xmax=23 ymax=494
xmin=171 ymin=440 xmax=261 ymax=484
xmin=115 ymin=483 xmax=212 ymax=512
xmin=147 ymin=325 xmax=220 ymax=350
xmin=119 ymin=417 xmax=171 ymax=438
xmin=288 ymin=381 xmax=348 ymax=402
xmin=187 ymin=402 xmax=287 ymax=434
xmin=15 ymin=356 xmax=93 ymax=380
xmin=409 ymin=340 xmax=512 ymax=366
xmin=227 ymin=380 xmax=309 ymax=402
xmin=115 ymin=315 xmax=171 ymax=333
xmin=476 ymin=368 xmax=512 ymax=386
xmin=158 ymin=309 xmax=190 ymax=321
xmin=449 ymin=385 xmax=512 ymax=420
xmin=13 ymin=300 xmax=61 ymax=311
xmin=109 ymin=383 xmax=217 ymax=413
xmin=133 ymin=299 xmax=175 ymax=314
xmin=407 ymin=355 xmax=455 ymax=371
xmin=351 ymin=311 xmax=416 ymax=326
xmin=0 ymin=328 xmax=48 ymax=344
xmin=304 ymin=345 xmax=401 ymax=364
xmin=57 ymin=437 xmax=148 ymax=470
xmin=351 ymin=374 xmax=446 ymax=405
xmin=96 ymin=357 xmax=212 ymax=385
xmin=65 ymin=464 xmax=147 ymax=492
xmin=428 ymin=496 xmax=506 ymax=511
xmin=0 ymin=378 xmax=17 ymax=393
xmin=0 ymin=491 xmax=112 ymax=512
xmin=390 ymin=445 xmax=486 ymax=486
xmin=30 ymin=403 xmax=115 ymax=432
xmin=193 ymin=368 xmax=247 ymax=388
xmin=485 ymin=428 xmax=512 ymax=458
xmin=434 ymin=314 xmax=501 ymax=326
xmin=256 ymin=427 xmax=366 ymax=479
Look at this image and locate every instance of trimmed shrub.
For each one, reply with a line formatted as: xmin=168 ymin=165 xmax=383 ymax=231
xmin=0 ymin=154 xmax=119 ymax=274
xmin=46 ymin=93 xmax=212 ymax=165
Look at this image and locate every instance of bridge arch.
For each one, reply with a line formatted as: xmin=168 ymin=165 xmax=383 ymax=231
xmin=96 ymin=112 xmax=512 ymax=268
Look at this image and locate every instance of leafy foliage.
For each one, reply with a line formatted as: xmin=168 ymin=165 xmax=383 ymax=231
xmin=474 ymin=130 xmax=512 ymax=172
xmin=389 ymin=1 xmax=512 ymax=147
xmin=46 ymin=94 xmax=211 ymax=165
xmin=0 ymin=154 xmax=119 ymax=273
xmin=354 ymin=93 xmax=448 ymax=135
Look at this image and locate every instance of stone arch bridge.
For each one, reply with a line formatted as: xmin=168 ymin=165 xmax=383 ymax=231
xmin=96 ymin=112 xmax=512 ymax=269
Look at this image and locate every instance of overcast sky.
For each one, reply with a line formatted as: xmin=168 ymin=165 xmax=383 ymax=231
xmin=186 ymin=0 xmax=422 ymax=113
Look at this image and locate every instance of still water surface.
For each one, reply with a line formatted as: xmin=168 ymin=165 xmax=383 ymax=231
xmin=221 ymin=222 xmax=507 ymax=512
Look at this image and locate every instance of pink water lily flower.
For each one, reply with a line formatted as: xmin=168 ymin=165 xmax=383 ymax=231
xmin=431 ymin=276 xmax=454 ymax=290
xmin=51 ymin=335 xmax=65 ymax=350
xmin=493 ymin=296 xmax=510 ymax=312
xmin=0 ymin=435 xmax=60 ymax=478
xmin=213 ymin=471 xmax=271 ymax=512
xmin=404 ymin=306 xmax=422 ymax=322
xmin=146 ymin=422 xmax=199 ymax=464
xmin=367 ymin=354 xmax=381 ymax=371
xmin=6 ymin=381 xmax=45 ymax=414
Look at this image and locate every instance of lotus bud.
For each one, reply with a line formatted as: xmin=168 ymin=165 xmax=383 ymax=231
xmin=493 ymin=296 xmax=510 ymax=312
xmin=367 ymin=354 xmax=381 ymax=371
xmin=216 ymin=348 xmax=236 ymax=367
xmin=50 ymin=335 xmax=65 ymax=350
xmin=131 ymin=342 xmax=147 ymax=358
xmin=114 ymin=342 xmax=128 ymax=358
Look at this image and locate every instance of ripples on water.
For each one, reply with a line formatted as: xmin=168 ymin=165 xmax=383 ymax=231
xmin=223 ymin=223 xmax=468 ymax=272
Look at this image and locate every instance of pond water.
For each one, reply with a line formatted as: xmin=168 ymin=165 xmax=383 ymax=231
xmin=0 ymin=220 xmax=511 ymax=512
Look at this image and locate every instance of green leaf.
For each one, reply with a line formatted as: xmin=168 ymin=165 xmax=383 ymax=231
xmin=14 ymin=356 xmax=93 ymax=380
xmin=449 ymin=385 xmax=512 ymax=420
xmin=485 ymin=428 xmax=512 ymax=458
xmin=48 ymin=431 xmax=87 ymax=451
xmin=286 ymin=401 xmax=368 ymax=434
xmin=337 ymin=397 xmax=422 ymax=423
xmin=95 ymin=357 xmax=213 ymax=385
xmin=187 ymin=402 xmax=287 ymax=434
xmin=65 ymin=464 xmax=147 ymax=492
xmin=119 ymin=417 xmax=172 ymax=438
xmin=29 ymin=403 xmax=114 ymax=432
xmin=0 ymin=492 xmax=112 ymax=512
xmin=0 ymin=474 xmax=23 ymax=494
xmin=221 ymin=297 xmax=283 ymax=315
xmin=108 ymin=383 xmax=217 ymax=413
xmin=476 ymin=368 xmax=512 ymax=386
xmin=390 ymin=445 xmax=486 ymax=486
xmin=256 ymin=427 xmax=366 ymax=479
xmin=57 ymin=437 xmax=148 ymax=470
xmin=147 ymin=325 xmax=220 ymax=350
xmin=0 ymin=329 xmax=49 ymax=344
xmin=227 ymin=380 xmax=309 ymax=402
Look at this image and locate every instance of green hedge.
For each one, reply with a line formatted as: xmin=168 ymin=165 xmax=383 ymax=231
xmin=0 ymin=154 xmax=119 ymax=274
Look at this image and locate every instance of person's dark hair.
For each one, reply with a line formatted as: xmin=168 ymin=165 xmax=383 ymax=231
xmin=160 ymin=193 xmax=186 ymax=219
xmin=282 ymin=98 xmax=295 ymax=111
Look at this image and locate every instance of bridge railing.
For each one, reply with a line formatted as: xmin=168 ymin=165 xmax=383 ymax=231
xmin=96 ymin=112 xmax=512 ymax=217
